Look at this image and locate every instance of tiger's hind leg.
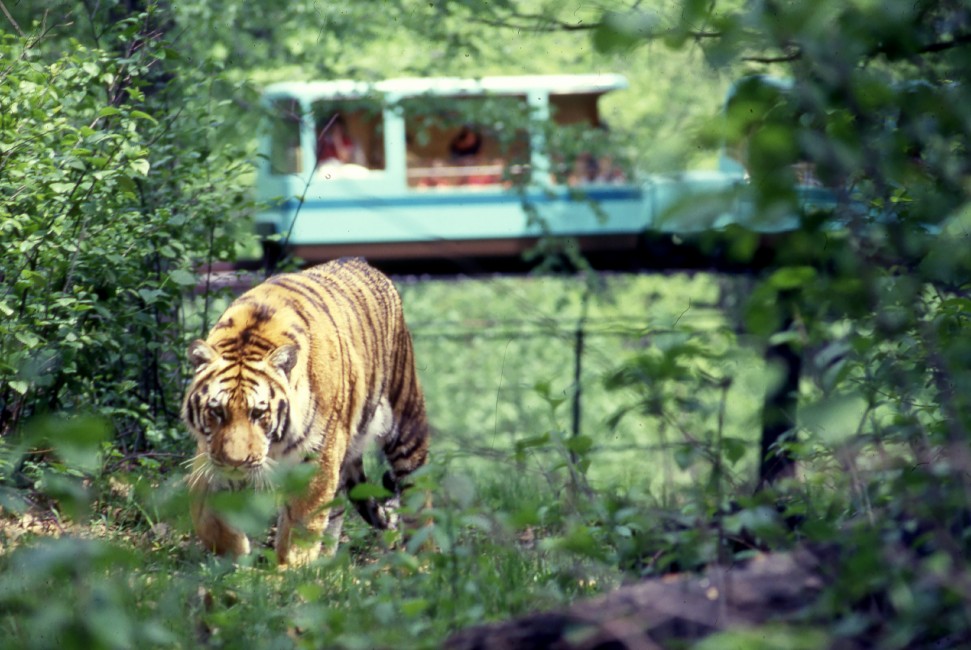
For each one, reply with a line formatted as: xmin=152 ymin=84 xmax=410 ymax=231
xmin=381 ymin=413 xmax=431 ymax=544
xmin=344 ymin=361 xmax=431 ymax=542
xmin=322 ymin=505 xmax=346 ymax=555
xmin=344 ymin=456 xmax=396 ymax=530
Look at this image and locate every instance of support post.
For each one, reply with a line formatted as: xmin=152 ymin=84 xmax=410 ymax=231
xmin=758 ymin=308 xmax=801 ymax=488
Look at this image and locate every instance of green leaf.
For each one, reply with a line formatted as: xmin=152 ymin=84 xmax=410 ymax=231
xmin=744 ymin=284 xmax=784 ymax=337
xmin=541 ymin=524 xmax=607 ymax=561
xmin=674 ymin=443 xmax=700 ymax=470
xmin=348 ymin=482 xmax=393 ymax=500
xmin=26 ymin=414 xmax=111 ymax=473
xmin=565 ymin=434 xmax=594 ymax=457
xmin=168 ymin=268 xmax=197 ymax=286
xmin=15 ymin=331 xmax=42 ymax=349
xmin=722 ymin=437 xmax=748 ymax=465
xmin=38 ymin=472 xmax=92 ymax=520
xmin=137 ymin=288 xmax=164 ymax=305
xmin=442 ymin=473 xmax=475 ymax=508
xmin=799 ymin=393 xmax=869 ymax=445
xmin=400 ymin=598 xmax=430 ymax=617
xmin=515 ymin=432 xmax=551 ymax=454
xmin=129 ymin=109 xmax=158 ymax=124
xmin=768 ymin=266 xmax=816 ymax=290
xmin=209 ymin=489 xmax=277 ymax=537
xmin=695 ymin=625 xmax=829 ymax=650
xmin=0 ymin=486 xmax=28 ymax=514
xmin=296 ymin=583 xmax=324 ymax=601
xmin=593 ymin=10 xmax=661 ymax=53
xmin=130 ymin=158 xmax=150 ymax=176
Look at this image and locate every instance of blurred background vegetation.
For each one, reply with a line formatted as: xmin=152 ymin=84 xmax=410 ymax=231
xmin=2 ymin=1 xmax=971 ymax=648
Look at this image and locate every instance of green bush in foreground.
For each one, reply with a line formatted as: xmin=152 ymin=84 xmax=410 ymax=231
xmin=0 ymin=21 xmax=254 ymax=449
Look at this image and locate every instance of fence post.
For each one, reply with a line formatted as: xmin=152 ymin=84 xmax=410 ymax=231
xmin=758 ymin=296 xmax=801 ymax=488
xmin=571 ymin=323 xmax=584 ymax=456
xmin=570 ymin=284 xmax=591 ymax=465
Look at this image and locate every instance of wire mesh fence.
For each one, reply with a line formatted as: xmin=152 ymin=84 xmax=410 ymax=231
xmin=397 ymin=272 xmax=768 ymax=496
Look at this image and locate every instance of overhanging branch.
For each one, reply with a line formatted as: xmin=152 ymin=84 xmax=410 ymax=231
xmin=917 ymin=32 xmax=971 ymax=54
xmin=0 ymin=0 xmax=23 ymax=37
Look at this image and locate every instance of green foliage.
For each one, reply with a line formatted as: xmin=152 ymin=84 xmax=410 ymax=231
xmin=613 ymin=0 xmax=971 ymax=645
xmin=0 ymin=20 xmax=254 ymax=445
xmin=695 ymin=626 xmax=830 ymax=650
xmin=2 ymin=0 xmax=971 ymax=648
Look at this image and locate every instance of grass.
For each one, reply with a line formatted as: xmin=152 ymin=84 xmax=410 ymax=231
xmin=0 ymin=269 xmax=772 ymax=649
xmin=0 ymin=463 xmax=606 ymax=649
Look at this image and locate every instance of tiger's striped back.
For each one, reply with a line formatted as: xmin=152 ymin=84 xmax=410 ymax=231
xmin=182 ymin=257 xmax=429 ymax=565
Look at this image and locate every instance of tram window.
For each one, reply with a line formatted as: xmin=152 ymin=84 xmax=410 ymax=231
xmin=403 ymin=95 xmax=530 ymax=189
xmin=548 ymin=93 xmax=628 ymax=186
xmin=312 ymin=101 xmax=384 ymax=178
xmin=551 ymin=93 xmax=601 ymax=127
xmin=268 ymin=99 xmax=303 ymax=175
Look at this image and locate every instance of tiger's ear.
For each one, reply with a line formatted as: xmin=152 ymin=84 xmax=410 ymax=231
xmin=188 ymin=339 xmax=216 ymax=371
xmin=267 ymin=345 xmax=298 ymax=378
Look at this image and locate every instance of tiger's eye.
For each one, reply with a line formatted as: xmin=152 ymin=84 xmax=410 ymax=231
xmin=206 ymin=400 xmax=224 ymax=422
xmin=251 ymin=403 xmax=269 ymax=421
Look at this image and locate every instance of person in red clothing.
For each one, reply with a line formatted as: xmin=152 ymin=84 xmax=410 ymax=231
xmin=317 ymin=114 xmax=364 ymax=167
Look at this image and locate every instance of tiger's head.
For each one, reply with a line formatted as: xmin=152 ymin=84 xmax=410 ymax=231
xmin=182 ymin=339 xmax=298 ymax=489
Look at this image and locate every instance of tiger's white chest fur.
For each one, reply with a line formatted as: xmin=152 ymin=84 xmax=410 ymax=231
xmin=269 ymin=396 xmax=395 ymax=467
xmin=350 ymin=397 xmax=395 ymax=463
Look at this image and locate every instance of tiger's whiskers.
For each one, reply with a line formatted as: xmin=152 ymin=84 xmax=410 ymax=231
xmin=185 ymin=450 xmax=278 ymax=492
xmin=252 ymin=456 xmax=278 ymax=492
xmin=185 ymin=452 xmax=216 ymax=491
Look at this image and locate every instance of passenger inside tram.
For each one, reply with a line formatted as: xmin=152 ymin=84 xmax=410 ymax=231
xmin=539 ymin=91 xmax=631 ymax=187
xmin=315 ymin=114 xmax=370 ymax=178
xmin=407 ymin=121 xmax=506 ymax=188
xmin=449 ymin=126 xmax=483 ymax=161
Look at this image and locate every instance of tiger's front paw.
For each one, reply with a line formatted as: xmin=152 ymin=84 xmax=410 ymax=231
xmin=277 ymin=540 xmax=322 ymax=568
xmin=193 ymin=502 xmax=251 ymax=558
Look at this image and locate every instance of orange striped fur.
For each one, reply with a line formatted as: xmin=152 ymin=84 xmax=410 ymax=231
xmin=181 ymin=258 xmax=429 ymax=566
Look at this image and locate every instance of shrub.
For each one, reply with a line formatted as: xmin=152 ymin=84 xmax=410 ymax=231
xmin=0 ymin=22 xmax=255 ymax=450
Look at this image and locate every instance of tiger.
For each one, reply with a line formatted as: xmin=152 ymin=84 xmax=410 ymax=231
xmin=181 ymin=257 xmax=430 ymax=567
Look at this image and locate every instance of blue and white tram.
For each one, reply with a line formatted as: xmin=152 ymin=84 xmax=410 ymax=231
xmin=254 ymin=74 xmax=664 ymax=265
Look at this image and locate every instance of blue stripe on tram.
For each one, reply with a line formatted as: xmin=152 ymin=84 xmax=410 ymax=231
xmin=280 ymin=187 xmax=643 ymax=211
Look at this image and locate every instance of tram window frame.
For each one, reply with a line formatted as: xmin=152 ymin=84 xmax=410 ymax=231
xmin=267 ymin=98 xmax=303 ymax=176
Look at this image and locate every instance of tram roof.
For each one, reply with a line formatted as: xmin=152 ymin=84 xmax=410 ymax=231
xmin=262 ymin=74 xmax=628 ymax=102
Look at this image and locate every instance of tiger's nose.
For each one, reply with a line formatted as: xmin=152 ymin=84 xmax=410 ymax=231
xmin=215 ymin=453 xmax=258 ymax=469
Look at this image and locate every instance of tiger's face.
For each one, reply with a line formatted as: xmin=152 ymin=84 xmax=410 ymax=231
xmin=183 ymin=339 xmax=298 ymax=488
